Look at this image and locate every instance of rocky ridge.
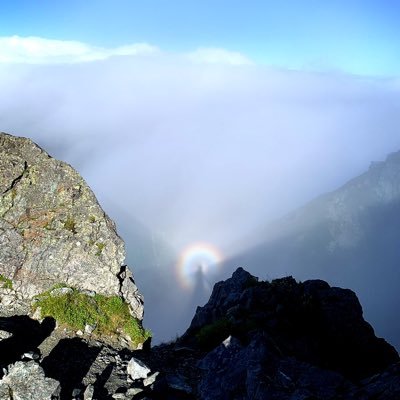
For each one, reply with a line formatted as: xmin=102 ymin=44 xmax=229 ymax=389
xmin=1 ymin=267 xmax=399 ymax=399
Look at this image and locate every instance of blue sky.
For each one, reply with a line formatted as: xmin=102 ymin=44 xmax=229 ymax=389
xmin=1 ymin=0 xmax=399 ymax=75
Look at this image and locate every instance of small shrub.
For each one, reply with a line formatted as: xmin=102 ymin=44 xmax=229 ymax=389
xmin=0 ymin=274 xmax=12 ymax=289
xmin=64 ymin=217 xmax=76 ymax=233
xmin=196 ymin=318 xmax=232 ymax=350
xmin=243 ymin=276 xmax=259 ymax=289
xmin=95 ymin=242 xmax=105 ymax=256
xmin=33 ymin=285 xmax=150 ymax=347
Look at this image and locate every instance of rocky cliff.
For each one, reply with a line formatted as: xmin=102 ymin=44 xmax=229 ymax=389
xmin=0 ymin=132 xmax=144 ymax=337
xmin=2 ymin=268 xmax=398 ymax=399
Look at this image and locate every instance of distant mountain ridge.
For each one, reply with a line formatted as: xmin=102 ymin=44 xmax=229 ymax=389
xmin=222 ymin=149 xmax=400 ymax=350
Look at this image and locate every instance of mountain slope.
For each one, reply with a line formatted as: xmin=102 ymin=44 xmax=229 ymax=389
xmin=222 ymin=150 xmax=400 ymax=350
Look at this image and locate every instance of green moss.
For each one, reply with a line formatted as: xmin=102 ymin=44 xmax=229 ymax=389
xmin=0 ymin=274 xmax=12 ymax=289
xmin=89 ymin=215 xmax=96 ymax=223
xmin=43 ymin=219 xmax=55 ymax=231
xmin=33 ymin=286 xmax=150 ymax=347
xmin=95 ymin=242 xmax=105 ymax=256
xmin=51 ymin=282 xmax=70 ymax=290
xmin=64 ymin=217 xmax=76 ymax=233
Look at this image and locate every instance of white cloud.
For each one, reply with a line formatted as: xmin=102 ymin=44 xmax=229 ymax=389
xmin=0 ymin=38 xmax=399 ymax=254
xmin=187 ymin=47 xmax=253 ymax=65
xmin=0 ymin=36 xmax=253 ymax=66
xmin=0 ymin=35 xmax=159 ymax=64
xmin=1 ymin=37 xmax=400 ymax=343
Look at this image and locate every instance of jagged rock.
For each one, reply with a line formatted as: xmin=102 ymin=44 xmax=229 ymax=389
xmin=354 ymin=362 xmax=400 ymax=400
xmin=127 ymin=387 xmax=143 ymax=396
xmin=184 ymin=267 xmax=256 ymax=333
xmin=127 ymin=357 xmax=150 ymax=380
xmin=0 ymin=331 xmax=12 ymax=341
xmin=0 ymin=267 xmax=388 ymax=400
xmin=83 ymin=384 xmax=94 ymax=400
xmin=197 ymin=333 xmax=272 ymax=400
xmin=21 ymin=351 xmax=39 ymax=360
xmin=111 ymin=394 xmax=125 ymax=399
xmin=182 ymin=268 xmax=399 ymax=381
xmin=85 ymin=324 xmax=96 ymax=334
xmin=165 ymin=373 xmax=193 ymax=394
xmin=0 ymin=132 xmax=144 ymax=321
xmin=143 ymin=371 xmax=159 ymax=386
xmin=0 ymin=361 xmax=59 ymax=400
xmin=174 ymin=268 xmax=400 ymax=399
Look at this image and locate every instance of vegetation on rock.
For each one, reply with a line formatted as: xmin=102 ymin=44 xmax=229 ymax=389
xmin=0 ymin=132 xmax=145 ymax=322
xmin=33 ymin=285 xmax=151 ymax=347
xmin=0 ymin=274 xmax=12 ymax=289
xmin=196 ymin=318 xmax=232 ymax=350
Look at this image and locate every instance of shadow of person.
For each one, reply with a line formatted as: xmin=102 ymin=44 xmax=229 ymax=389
xmin=180 ymin=265 xmax=212 ymax=334
xmin=41 ymin=337 xmax=101 ymax=400
xmin=93 ymin=363 xmax=114 ymax=400
xmin=0 ymin=315 xmax=56 ymax=372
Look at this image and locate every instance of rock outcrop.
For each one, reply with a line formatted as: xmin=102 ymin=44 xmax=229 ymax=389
xmin=174 ymin=267 xmax=399 ymax=399
xmin=0 ymin=132 xmax=143 ymax=320
xmin=0 ymin=269 xmax=398 ymax=399
xmin=0 ymin=361 xmax=59 ymax=400
xmin=53 ymin=267 xmax=396 ymax=400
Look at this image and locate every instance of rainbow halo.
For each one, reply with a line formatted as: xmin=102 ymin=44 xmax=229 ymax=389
xmin=177 ymin=242 xmax=223 ymax=290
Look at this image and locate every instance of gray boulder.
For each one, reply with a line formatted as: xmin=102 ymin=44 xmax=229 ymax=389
xmin=0 ymin=132 xmax=143 ymax=320
xmin=127 ymin=357 xmax=151 ymax=380
xmin=0 ymin=361 xmax=59 ymax=400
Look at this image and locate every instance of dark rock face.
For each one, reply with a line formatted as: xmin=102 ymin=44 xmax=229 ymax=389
xmin=177 ymin=268 xmax=399 ymax=399
xmin=0 ymin=132 xmax=143 ymax=320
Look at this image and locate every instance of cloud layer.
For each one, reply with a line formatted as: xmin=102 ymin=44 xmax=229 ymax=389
xmin=0 ymin=35 xmax=255 ymax=66
xmin=1 ymin=36 xmax=399 ymax=341
xmin=0 ymin=36 xmax=158 ymax=63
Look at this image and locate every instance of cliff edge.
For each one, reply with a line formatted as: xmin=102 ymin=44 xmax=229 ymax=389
xmin=0 ymin=132 xmax=145 ymax=344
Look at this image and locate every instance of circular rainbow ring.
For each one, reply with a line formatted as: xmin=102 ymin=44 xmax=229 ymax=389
xmin=176 ymin=242 xmax=223 ymax=290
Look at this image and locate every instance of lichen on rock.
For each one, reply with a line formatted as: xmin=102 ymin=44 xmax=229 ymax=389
xmin=0 ymin=132 xmax=145 ymax=342
xmin=0 ymin=361 xmax=60 ymax=400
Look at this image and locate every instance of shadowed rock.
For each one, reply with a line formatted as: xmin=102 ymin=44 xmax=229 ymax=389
xmin=180 ymin=267 xmax=399 ymax=398
xmin=41 ymin=338 xmax=101 ymax=400
xmin=0 ymin=315 xmax=55 ymax=372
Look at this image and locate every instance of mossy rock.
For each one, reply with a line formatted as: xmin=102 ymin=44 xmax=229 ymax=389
xmin=0 ymin=132 xmax=144 ymax=322
xmin=33 ymin=285 xmax=151 ymax=348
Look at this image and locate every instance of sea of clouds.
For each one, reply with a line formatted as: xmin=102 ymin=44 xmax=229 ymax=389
xmin=1 ymin=36 xmax=399 ymax=341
